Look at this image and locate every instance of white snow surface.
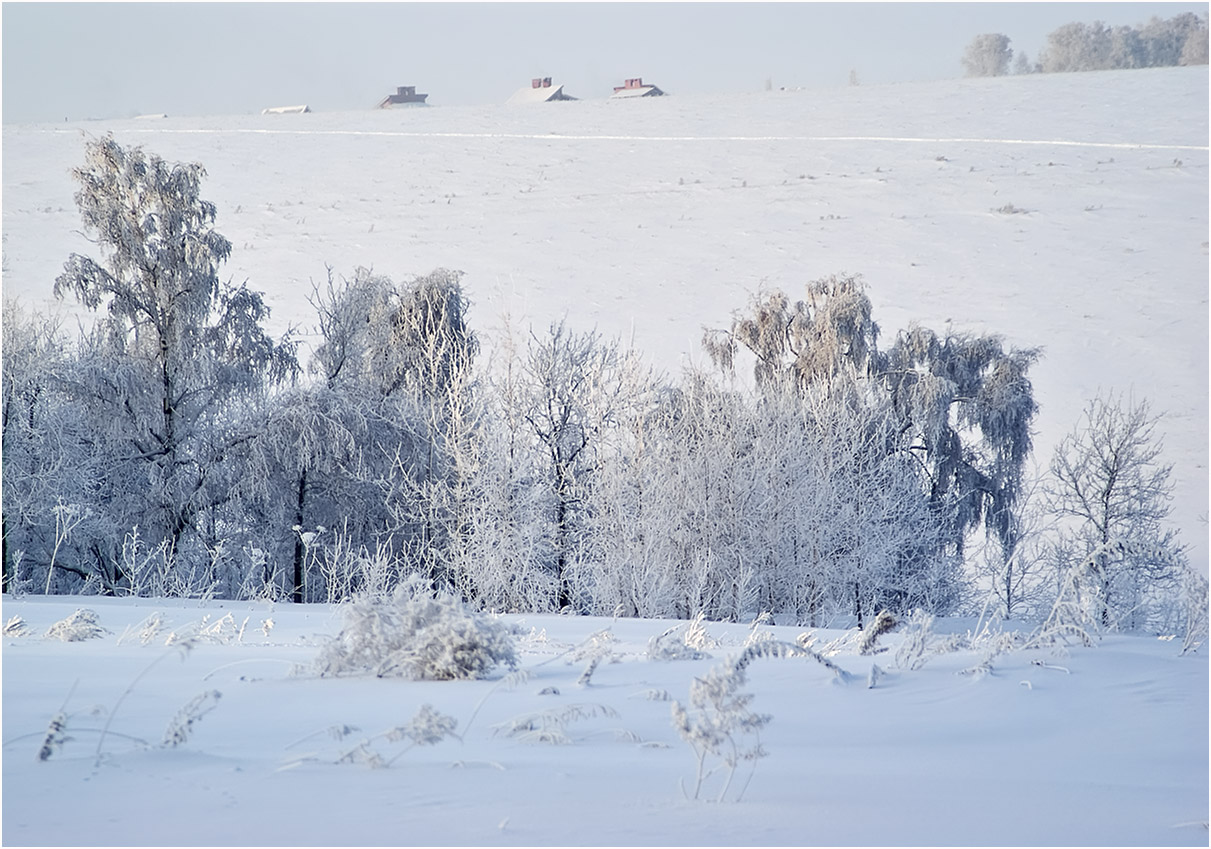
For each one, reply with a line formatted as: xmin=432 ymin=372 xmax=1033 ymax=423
xmin=2 ymin=595 xmax=1207 ymax=846
xmin=3 ymin=67 xmax=1207 ymax=573
xmin=3 ymin=69 xmax=1209 ymax=845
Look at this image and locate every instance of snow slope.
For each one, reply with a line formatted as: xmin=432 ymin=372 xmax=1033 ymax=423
xmin=2 ymin=595 xmax=1207 ymax=846
xmin=3 ymin=66 xmax=1206 ymax=572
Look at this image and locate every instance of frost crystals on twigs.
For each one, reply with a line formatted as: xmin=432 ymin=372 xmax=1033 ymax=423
xmin=315 ymin=576 xmax=517 ymax=680
xmin=858 ymin=609 xmax=897 ymax=655
xmin=672 ymin=639 xmax=839 ymax=803
xmin=647 ymin=613 xmax=717 ymax=661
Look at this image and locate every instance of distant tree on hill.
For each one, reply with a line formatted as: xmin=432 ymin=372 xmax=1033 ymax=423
xmin=1178 ymin=17 xmax=1210 ymax=65
xmin=1036 ymin=13 xmax=1208 ymax=73
xmin=1039 ymin=21 xmax=1112 ymax=72
xmin=1141 ymin=12 xmax=1208 ymax=66
xmin=962 ymin=33 xmax=1014 ymax=77
xmin=1013 ymin=51 xmax=1038 ymax=75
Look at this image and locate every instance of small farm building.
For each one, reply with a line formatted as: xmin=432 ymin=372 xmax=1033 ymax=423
xmin=378 ymin=86 xmax=429 ymax=108
xmin=508 ymin=78 xmax=578 ymax=104
xmin=610 ymin=78 xmax=665 ymax=98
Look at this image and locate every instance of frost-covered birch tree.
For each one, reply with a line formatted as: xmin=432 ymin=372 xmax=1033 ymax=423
xmin=880 ymin=326 xmax=1039 ymax=568
xmin=699 ymin=275 xmax=1033 ymax=620
xmin=49 ymin=136 xmax=297 ymax=593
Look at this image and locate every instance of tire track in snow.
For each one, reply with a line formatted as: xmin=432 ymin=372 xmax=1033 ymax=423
xmin=45 ymin=127 xmax=1209 ymax=152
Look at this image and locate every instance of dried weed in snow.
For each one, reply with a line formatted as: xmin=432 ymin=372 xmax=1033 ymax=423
xmin=162 ymin=690 xmax=222 ymax=747
xmin=37 ymin=712 xmax=71 ymax=761
xmin=5 ymin=616 xmax=32 ymax=638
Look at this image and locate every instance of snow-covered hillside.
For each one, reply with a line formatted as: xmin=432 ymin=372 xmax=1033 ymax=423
xmin=4 ymin=66 xmax=1206 ymax=572
xmin=2 ymin=596 xmax=1207 ymax=846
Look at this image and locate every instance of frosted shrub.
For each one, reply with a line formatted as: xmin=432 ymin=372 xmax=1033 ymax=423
xmin=316 ymin=576 xmax=517 ymax=680
xmin=44 ymin=608 xmax=107 ymax=642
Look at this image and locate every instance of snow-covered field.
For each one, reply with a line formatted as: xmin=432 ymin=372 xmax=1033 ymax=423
xmin=2 ymin=595 xmax=1207 ymax=846
xmin=3 ymin=66 xmax=1207 ymax=572
xmin=2 ymin=66 xmax=1208 ymax=845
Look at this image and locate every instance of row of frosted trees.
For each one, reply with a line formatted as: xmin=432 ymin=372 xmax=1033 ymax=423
xmin=962 ymin=12 xmax=1208 ymax=78
xmin=2 ymin=137 xmax=1192 ymax=630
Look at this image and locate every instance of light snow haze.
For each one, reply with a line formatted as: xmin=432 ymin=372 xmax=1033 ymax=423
xmin=3 ymin=1 xmax=1209 ymax=121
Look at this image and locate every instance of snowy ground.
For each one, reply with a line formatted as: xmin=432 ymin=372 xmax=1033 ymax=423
xmin=2 ymin=66 xmax=1208 ymax=847
xmin=2 ymin=595 xmax=1207 ymax=847
xmin=2 ymin=66 xmax=1207 ymax=571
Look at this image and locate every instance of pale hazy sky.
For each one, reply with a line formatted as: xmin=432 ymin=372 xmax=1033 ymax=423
xmin=3 ymin=2 xmax=1207 ymax=122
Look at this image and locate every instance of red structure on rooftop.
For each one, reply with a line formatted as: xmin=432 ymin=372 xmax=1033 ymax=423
xmin=610 ymin=77 xmax=665 ymax=98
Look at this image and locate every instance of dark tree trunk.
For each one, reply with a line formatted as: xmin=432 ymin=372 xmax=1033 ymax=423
xmin=555 ymin=480 xmax=571 ymax=611
xmin=2 ymin=512 xmax=10 ymax=594
xmin=292 ymin=469 xmax=307 ymax=604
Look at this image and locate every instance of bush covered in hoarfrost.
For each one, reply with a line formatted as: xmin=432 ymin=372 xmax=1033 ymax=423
xmin=316 ymin=576 xmax=517 ymax=680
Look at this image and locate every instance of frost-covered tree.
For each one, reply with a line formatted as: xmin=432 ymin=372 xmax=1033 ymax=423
xmin=1046 ymin=394 xmax=1186 ymax=629
xmin=1039 ymin=21 xmax=1113 ymax=72
xmin=446 ymin=323 xmax=557 ymax=612
xmin=1 ymin=303 xmax=115 ymax=593
xmin=880 ymin=326 xmax=1039 ymax=567
xmin=1141 ymin=12 xmax=1208 ymax=67
xmin=1036 ymin=13 xmax=1208 ymax=72
xmin=49 ymin=136 xmax=296 ymax=592
xmin=234 ymin=384 xmax=410 ymax=601
xmin=586 ymin=371 xmax=761 ymax=621
xmin=241 ymin=266 xmax=473 ymax=602
xmin=521 ymin=321 xmax=630 ymax=611
xmin=961 ymin=34 xmax=1014 ymax=77
xmin=310 ymin=266 xmax=475 ymax=407
xmin=1107 ymin=25 xmax=1147 ymax=70
xmin=380 ymin=269 xmax=479 ymax=591
xmin=970 ymin=467 xmax=1054 ymax=620
xmin=703 ymin=275 xmax=879 ymax=391
xmin=703 ymin=276 xmax=1034 ymax=619
xmin=1179 ymin=21 xmax=1209 ymax=65
xmin=1013 ymin=51 xmax=1038 ymax=75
